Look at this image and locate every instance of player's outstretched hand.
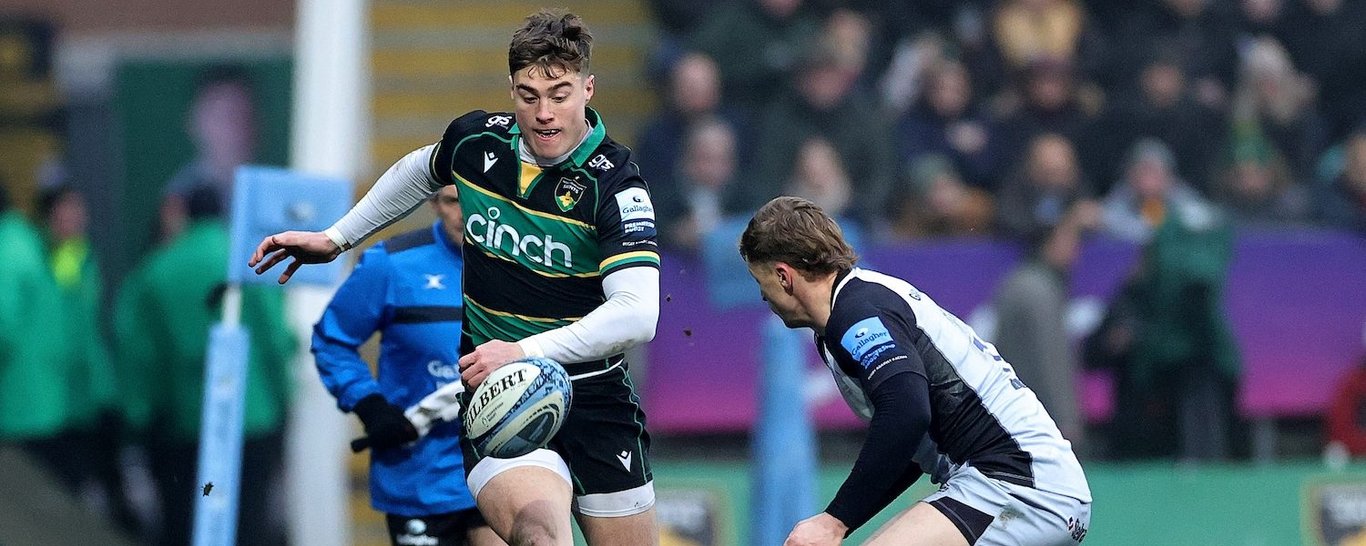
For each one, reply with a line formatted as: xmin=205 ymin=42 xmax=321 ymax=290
xmin=784 ymin=513 xmax=847 ymax=546
xmin=458 ymin=340 xmax=526 ymax=388
xmin=248 ymin=230 xmax=343 ymax=284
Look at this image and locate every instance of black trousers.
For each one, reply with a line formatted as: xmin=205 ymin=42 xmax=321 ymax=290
xmin=1110 ymin=365 xmax=1240 ymax=461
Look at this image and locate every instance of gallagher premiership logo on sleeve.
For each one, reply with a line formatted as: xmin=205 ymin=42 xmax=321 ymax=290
xmin=614 ymin=187 xmax=656 ymax=236
xmin=841 ymin=317 xmax=896 ymax=369
xmin=614 ymin=187 xmax=654 ymax=221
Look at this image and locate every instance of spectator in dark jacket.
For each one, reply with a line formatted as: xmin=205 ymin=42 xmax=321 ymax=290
xmin=748 ymin=44 xmax=895 ymax=225
xmin=652 ymin=118 xmax=748 ymax=252
xmin=996 ymin=133 xmax=1092 ymax=243
xmin=634 ymin=52 xmax=749 ymax=192
xmin=895 ymin=59 xmax=1002 ymax=191
xmin=1090 ymin=49 xmax=1226 ymax=195
xmin=993 ymin=58 xmax=1102 ymax=178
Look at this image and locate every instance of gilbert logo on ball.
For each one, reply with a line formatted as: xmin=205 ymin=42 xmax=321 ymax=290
xmin=464 ymin=357 xmax=572 ymax=458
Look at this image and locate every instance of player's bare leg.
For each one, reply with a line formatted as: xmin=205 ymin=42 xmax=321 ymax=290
xmin=575 ymin=507 xmax=659 ymax=546
xmin=468 ymin=524 xmax=511 ymax=546
xmin=862 ymin=502 xmax=969 ymax=546
xmin=476 ymin=466 xmax=574 ymax=546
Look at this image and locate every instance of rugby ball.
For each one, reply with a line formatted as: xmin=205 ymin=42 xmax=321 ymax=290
xmin=463 ymin=357 xmax=572 ymax=458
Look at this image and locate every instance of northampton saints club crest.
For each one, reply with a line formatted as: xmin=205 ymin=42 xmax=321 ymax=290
xmin=555 ymin=176 xmax=587 ymax=212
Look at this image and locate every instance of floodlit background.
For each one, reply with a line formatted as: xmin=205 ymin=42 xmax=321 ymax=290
xmin=0 ymin=0 xmax=1363 ymax=544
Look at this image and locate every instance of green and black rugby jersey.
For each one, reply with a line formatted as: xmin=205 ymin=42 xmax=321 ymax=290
xmin=428 ymin=107 xmax=660 ymax=372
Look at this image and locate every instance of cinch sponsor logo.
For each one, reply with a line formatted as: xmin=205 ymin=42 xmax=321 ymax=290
xmin=486 ymin=114 xmax=512 ymax=127
xmin=466 ymin=206 xmax=574 ymax=267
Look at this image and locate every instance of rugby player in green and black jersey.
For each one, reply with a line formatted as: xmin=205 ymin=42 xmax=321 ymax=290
xmin=250 ymin=10 xmax=660 ymax=546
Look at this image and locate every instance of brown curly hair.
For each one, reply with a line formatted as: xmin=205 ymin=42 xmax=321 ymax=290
xmin=508 ymin=9 xmax=593 ymax=78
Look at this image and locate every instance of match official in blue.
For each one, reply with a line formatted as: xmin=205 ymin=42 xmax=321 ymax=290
xmin=312 ymin=186 xmax=505 ymax=546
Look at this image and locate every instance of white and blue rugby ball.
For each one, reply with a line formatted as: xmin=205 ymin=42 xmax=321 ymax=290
xmin=463 ymin=357 xmax=572 ymax=458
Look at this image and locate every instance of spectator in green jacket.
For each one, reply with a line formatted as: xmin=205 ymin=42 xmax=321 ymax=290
xmin=38 ymin=182 xmax=137 ymax=532
xmin=114 ymin=187 xmax=295 ymax=546
xmin=0 ymin=183 xmax=80 ymax=484
xmin=1085 ymin=199 xmax=1243 ymax=461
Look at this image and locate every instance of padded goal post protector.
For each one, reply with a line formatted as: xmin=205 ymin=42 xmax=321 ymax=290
xmin=751 ymin=315 xmax=817 ymax=546
xmin=227 ymin=165 xmax=354 ymax=287
xmin=192 ymin=324 xmax=250 ymax=546
xmin=193 ymin=166 xmax=353 ymax=545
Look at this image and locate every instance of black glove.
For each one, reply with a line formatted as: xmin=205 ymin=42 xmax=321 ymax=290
xmin=351 ymin=394 xmax=417 ymax=451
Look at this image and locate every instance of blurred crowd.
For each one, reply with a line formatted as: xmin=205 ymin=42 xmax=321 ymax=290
xmin=639 ymin=0 xmax=1366 ymax=462
xmin=639 ymin=0 xmax=1366 ymax=252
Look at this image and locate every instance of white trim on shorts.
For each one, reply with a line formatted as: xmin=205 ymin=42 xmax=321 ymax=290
xmin=465 ymin=450 xmax=656 ymax=518
xmin=922 ymin=464 xmax=1091 ymax=545
xmin=567 ymin=358 xmax=624 ymax=381
xmin=466 ymin=448 xmax=572 ymax=500
xmin=574 ymin=481 xmax=656 ymax=518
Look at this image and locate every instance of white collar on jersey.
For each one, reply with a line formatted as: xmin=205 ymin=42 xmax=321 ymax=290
xmin=518 ymin=119 xmax=594 ymax=167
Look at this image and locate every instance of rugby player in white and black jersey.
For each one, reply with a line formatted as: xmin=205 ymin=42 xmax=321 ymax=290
xmin=740 ymin=196 xmax=1091 ymax=546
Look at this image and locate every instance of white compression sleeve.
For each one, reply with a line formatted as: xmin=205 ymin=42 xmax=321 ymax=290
xmin=517 ymin=266 xmax=660 ymax=364
xmin=324 ymin=144 xmax=440 ymax=249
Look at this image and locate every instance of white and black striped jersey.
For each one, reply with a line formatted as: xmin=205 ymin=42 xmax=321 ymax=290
xmin=816 ymin=267 xmax=1091 ymax=530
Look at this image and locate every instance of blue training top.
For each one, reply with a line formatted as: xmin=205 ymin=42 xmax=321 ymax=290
xmin=312 ymin=221 xmax=473 ymax=516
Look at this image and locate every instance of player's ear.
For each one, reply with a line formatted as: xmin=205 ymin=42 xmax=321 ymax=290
xmin=508 ymin=74 xmax=516 ymax=101
xmin=583 ymin=74 xmax=595 ymax=102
